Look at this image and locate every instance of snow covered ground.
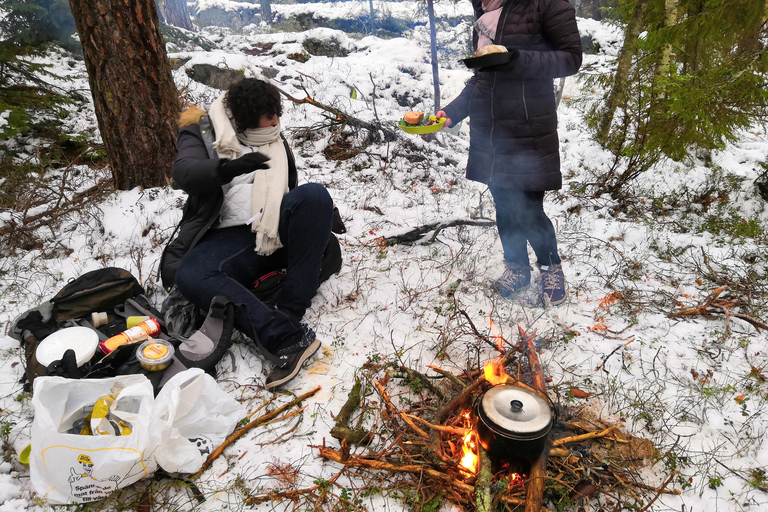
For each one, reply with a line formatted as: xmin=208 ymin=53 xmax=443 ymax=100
xmin=1 ymin=2 xmax=767 ymax=511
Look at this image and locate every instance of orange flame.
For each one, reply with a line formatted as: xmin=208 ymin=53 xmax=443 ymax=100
xmin=458 ymin=411 xmax=478 ymax=473
xmin=488 ymin=313 xmax=504 ymax=352
xmin=485 ymin=315 xmax=511 ymax=385
xmin=459 ymin=430 xmax=478 ymax=473
xmin=484 ymin=357 xmax=511 ymax=385
xmin=508 ymin=472 xmax=523 ymax=488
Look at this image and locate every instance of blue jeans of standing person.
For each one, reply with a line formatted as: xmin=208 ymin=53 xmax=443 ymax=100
xmin=175 ymin=183 xmax=333 ymax=356
xmin=489 ymin=185 xmax=561 ymax=268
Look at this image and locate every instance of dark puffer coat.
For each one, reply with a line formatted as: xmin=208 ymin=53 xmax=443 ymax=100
xmin=443 ymin=0 xmax=582 ymax=191
xmin=159 ymin=109 xmax=297 ymax=290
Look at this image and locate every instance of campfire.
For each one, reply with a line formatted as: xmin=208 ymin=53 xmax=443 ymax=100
xmin=303 ymin=322 xmax=678 ymax=511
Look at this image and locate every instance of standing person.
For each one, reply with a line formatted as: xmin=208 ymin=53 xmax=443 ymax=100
xmin=160 ymin=78 xmax=341 ymax=390
xmin=435 ymin=0 xmax=582 ymax=305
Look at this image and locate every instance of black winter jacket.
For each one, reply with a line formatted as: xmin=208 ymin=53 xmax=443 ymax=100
xmin=443 ymin=0 xmax=582 ymax=191
xmin=159 ymin=114 xmax=297 ymax=290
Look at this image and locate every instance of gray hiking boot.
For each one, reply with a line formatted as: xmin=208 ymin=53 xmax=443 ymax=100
xmin=538 ymin=263 xmax=567 ymax=306
xmin=495 ymin=261 xmax=532 ymax=298
xmin=265 ymin=337 xmax=321 ymax=391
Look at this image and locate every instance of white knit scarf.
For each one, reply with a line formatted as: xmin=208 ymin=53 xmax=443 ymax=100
xmin=209 ymin=93 xmax=289 ymax=256
xmin=475 ymin=0 xmax=506 ymax=49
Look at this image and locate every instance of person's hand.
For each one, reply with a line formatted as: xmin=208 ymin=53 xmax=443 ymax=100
xmin=435 ymin=111 xmax=452 ymax=128
xmin=479 ymin=47 xmax=519 ymax=73
xmin=218 ymin=152 xmax=270 ymax=183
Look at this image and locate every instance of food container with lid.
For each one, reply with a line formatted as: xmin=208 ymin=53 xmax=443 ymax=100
xmin=136 ymin=339 xmax=174 ymax=372
xmin=474 ymin=383 xmax=555 ymax=461
xmin=36 ymin=326 xmax=99 ymax=368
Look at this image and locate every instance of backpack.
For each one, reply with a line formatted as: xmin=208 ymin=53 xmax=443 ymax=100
xmin=10 ymin=267 xmax=235 ymax=393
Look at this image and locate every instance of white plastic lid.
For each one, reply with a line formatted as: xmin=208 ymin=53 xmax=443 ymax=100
xmin=36 ymin=326 xmax=99 ymax=367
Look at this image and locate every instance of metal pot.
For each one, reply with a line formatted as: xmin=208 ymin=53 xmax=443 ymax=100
xmin=474 ymin=383 xmax=554 ymax=461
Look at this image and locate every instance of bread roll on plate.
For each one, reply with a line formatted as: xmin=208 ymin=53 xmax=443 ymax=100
xmin=474 ymin=45 xmax=508 ymax=57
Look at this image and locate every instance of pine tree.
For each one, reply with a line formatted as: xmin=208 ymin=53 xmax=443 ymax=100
xmin=588 ymin=0 xmax=768 ymax=195
xmin=0 ymin=0 xmax=71 ymax=140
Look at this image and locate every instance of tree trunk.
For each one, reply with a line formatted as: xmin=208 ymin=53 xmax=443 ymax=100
xmin=368 ymin=0 xmax=375 ymax=32
xmin=157 ymin=0 xmax=194 ymax=31
xmin=596 ymin=0 xmax=647 ymax=142
xmin=260 ymin=0 xmax=272 ymax=24
xmin=427 ymin=0 xmax=440 ymax=112
xmin=68 ymin=0 xmax=180 ymax=190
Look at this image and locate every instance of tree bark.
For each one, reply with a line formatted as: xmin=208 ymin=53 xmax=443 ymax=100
xmin=427 ymin=0 xmax=441 ymax=112
xmin=68 ymin=0 xmax=180 ymax=190
xmin=368 ymin=0 xmax=375 ymax=32
xmin=157 ymin=0 xmax=195 ymax=31
xmin=596 ymin=0 xmax=647 ymax=143
xmin=260 ymin=0 xmax=272 ymax=24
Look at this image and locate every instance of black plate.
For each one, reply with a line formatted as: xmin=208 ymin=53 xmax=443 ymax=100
xmin=462 ymin=52 xmax=513 ymax=69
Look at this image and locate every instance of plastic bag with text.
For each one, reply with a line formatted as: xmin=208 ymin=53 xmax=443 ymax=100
xmin=150 ymin=368 xmax=242 ymax=474
xmin=30 ymin=375 xmax=157 ymax=504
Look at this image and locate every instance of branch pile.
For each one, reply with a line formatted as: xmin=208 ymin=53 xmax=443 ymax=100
xmin=312 ymin=328 xmax=680 ymax=511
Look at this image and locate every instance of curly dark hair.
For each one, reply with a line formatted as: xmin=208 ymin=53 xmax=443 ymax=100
xmin=225 ymin=78 xmax=283 ymax=132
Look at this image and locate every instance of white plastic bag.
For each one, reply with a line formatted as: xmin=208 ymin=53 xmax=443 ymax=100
xmin=151 ymin=368 xmax=242 ymax=474
xmin=30 ymin=375 xmax=157 ymax=504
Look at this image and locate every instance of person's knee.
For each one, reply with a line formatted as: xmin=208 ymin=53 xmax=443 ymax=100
xmin=287 ymin=183 xmax=333 ymax=216
xmin=299 ymin=182 xmax=332 ymax=205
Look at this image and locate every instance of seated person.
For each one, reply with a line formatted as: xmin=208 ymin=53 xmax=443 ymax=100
xmin=160 ymin=77 xmax=337 ymax=390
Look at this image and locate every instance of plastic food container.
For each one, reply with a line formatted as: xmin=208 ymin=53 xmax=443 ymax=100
xmin=36 ymin=326 xmax=99 ymax=368
xmin=136 ymin=339 xmax=174 ymax=371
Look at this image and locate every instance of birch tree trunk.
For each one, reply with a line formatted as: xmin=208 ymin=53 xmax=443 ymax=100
xmin=427 ymin=0 xmax=441 ymax=112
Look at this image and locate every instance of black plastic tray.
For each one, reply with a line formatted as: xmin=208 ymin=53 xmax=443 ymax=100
xmin=462 ymin=52 xmax=513 ymax=69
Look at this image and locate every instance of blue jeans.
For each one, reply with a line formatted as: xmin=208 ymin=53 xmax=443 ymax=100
xmin=489 ymin=185 xmax=561 ymax=268
xmin=175 ymin=183 xmax=333 ymax=357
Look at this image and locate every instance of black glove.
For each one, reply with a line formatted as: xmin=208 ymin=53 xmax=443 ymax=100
xmin=218 ymin=152 xmax=271 ymax=183
xmin=478 ymin=47 xmax=520 ymax=73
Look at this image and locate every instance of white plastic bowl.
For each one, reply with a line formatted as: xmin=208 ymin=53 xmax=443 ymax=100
xmin=36 ymin=326 xmax=99 ymax=367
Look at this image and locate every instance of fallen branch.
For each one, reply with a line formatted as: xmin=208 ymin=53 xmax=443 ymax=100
xmin=522 ymin=327 xmax=549 ymax=512
xmin=318 ymin=446 xmax=526 ymax=506
xmin=382 ymin=219 xmax=496 ymax=245
xmin=476 ymin=445 xmax=493 ymax=512
xmin=244 ymin=467 xmax=346 ymax=504
xmin=406 ymin=414 xmax=468 ymax=436
xmin=195 ymin=386 xmax=321 ymax=476
xmin=276 ymin=86 xmax=398 ymax=141
xmin=636 ymin=471 xmax=678 ymax=512
xmin=551 ymin=425 xmax=619 ymax=447
xmin=330 ymin=378 xmax=373 ymax=445
xmin=668 ymin=285 xmax=767 ymax=332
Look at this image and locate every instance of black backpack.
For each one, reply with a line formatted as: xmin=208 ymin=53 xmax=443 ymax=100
xmin=10 ymin=267 xmax=235 ymax=393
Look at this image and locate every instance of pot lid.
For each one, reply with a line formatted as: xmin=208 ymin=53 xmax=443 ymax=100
xmin=480 ymin=384 xmax=552 ymax=434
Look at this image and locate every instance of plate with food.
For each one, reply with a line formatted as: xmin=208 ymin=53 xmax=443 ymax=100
xmin=398 ymin=112 xmax=446 ymax=134
xmin=462 ymin=44 xmax=513 ymax=69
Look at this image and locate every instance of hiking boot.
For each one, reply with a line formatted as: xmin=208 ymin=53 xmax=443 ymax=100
xmin=495 ymin=261 xmax=532 ymax=297
xmin=265 ymin=337 xmax=322 ymax=391
xmin=538 ymin=264 xmax=567 ymax=306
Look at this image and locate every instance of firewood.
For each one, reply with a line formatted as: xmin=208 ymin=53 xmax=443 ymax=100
xmin=330 ymin=379 xmax=374 ymax=445
xmin=475 ymin=445 xmax=493 ymax=512
xmin=406 ymin=414 xmax=468 ymax=435
xmin=318 ymin=446 xmax=526 ymax=506
xmin=551 ymin=425 xmax=619 ymax=446
xmin=330 ymin=425 xmax=374 ymax=445
xmin=521 ymin=327 xmax=549 ymax=512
